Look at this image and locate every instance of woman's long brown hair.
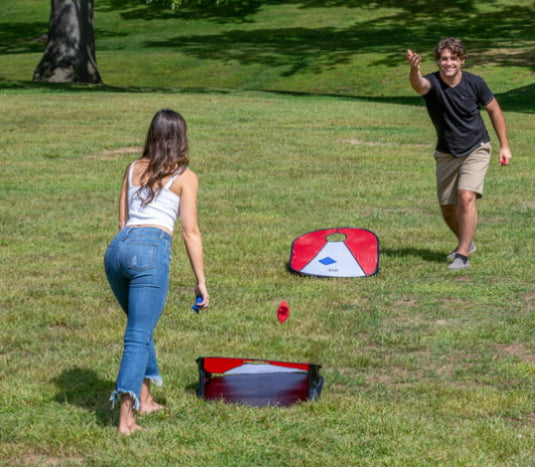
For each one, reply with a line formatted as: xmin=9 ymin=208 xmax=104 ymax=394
xmin=138 ymin=109 xmax=189 ymax=205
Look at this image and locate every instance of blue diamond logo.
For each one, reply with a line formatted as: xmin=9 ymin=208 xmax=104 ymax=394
xmin=319 ymin=256 xmax=336 ymax=265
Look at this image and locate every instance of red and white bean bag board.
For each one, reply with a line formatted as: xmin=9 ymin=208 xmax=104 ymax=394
xmin=289 ymin=228 xmax=379 ymax=277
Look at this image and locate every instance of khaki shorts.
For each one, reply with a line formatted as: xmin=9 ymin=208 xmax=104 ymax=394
xmin=434 ymin=142 xmax=491 ymax=206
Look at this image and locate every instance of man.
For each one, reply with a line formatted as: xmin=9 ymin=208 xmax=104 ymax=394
xmin=406 ymin=37 xmax=512 ymax=269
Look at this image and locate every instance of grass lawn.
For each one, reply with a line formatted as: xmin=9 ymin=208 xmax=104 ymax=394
xmin=1 ymin=1 xmax=534 ymax=466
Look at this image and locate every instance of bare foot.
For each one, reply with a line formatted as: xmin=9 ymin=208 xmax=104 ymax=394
xmin=118 ymin=422 xmax=143 ymax=435
xmin=139 ymin=401 xmax=164 ymax=415
xmin=118 ymin=393 xmax=141 ymax=435
xmin=139 ymin=378 xmax=164 ymax=415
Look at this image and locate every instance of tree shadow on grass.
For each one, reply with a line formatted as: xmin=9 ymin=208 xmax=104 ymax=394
xmin=95 ymin=0 xmax=482 ymax=23
xmin=133 ymin=3 xmax=534 ymax=112
xmin=0 ymin=22 xmax=49 ymax=55
xmin=52 ymin=367 xmax=116 ymax=428
xmin=1 ymin=78 xmax=533 ymax=114
xmin=95 ymin=0 xmax=535 ymax=70
xmin=495 ymin=83 xmax=535 ymax=114
xmin=381 ymin=247 xmax=446 ymax=263
xmin=141 ymin=9 xmax=534 ymax=73
xmin=2 ymin=1 xmax=533 ymax=113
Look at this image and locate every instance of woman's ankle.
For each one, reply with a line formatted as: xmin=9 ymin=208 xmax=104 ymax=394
xmin=118 ymin=393 xmax=140 ymax=434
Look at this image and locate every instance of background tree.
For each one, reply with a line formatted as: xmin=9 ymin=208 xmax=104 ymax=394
xmin=33 ymin=0 xmax=101 ymax=83
xmin=32 ymin=0 xmax=229 ymax=84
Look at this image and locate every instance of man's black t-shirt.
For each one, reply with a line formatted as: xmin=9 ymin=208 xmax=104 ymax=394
xmin=423 ymin=71 xmax=494 ymax=157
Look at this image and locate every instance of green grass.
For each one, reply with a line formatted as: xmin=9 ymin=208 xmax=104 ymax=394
xmin=1 ymin=1 xmax=535 ymax=466
xmin=1 ymin=0 xmax=534 ymax=105
xmin=2 ymin=87 xmax=534 ymax=467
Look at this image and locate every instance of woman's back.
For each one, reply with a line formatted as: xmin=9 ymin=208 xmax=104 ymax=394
xmin=125 ymin=158 xmax=183 ymax=234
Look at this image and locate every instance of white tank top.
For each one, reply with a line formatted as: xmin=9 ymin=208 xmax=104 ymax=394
xmin=125 ymin=161 xmax=182 ymax=233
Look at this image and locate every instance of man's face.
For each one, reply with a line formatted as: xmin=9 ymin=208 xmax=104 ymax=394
xmin=438 ymin=47 xmax=464 ymax=79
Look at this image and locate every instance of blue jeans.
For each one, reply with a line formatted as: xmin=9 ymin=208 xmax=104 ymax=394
xmin=104 ymin=227 xmax=172 ymax=410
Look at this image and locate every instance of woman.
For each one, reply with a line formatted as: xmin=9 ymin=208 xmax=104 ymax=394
xmin=104 ymin=109 xmax=209 ymax=435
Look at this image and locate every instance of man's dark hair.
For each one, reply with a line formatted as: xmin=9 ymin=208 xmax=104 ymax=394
xmin=434 ymin=37 xmax=467 ymax=61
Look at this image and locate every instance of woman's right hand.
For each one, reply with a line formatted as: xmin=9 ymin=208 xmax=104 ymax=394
xmin=195 ymin=284 xmax=209 ymax=309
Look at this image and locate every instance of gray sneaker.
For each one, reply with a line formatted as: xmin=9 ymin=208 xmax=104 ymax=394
xmin=448 ymin=254 xmax=471 ymax=270
xmin=447 ymin=242 xmax=476 ymax=261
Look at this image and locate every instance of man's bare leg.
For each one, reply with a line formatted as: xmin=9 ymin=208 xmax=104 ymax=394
xmin=456 ymin=190 xmax=477 ymax=257
xmin=441 ymin=192 xmax=477 ymax=257
xmin=440 ymin=203 xmax=459 ymax=239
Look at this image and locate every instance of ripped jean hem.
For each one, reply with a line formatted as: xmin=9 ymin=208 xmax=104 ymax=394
xmin=109 ymin=390 xmax=140 ymax=411
xmin=109 ymin=377 xmax=163 ymax=411
xmin=146 ymin=375 xmax=163 ymax=387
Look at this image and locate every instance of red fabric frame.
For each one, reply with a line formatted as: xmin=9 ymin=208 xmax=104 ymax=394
xmin=200 ymin=357 xmax=311 ymax=374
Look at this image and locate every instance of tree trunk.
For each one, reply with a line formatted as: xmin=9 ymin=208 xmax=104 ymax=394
xmin=33 ymin=0 xmax=102 ymax=83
